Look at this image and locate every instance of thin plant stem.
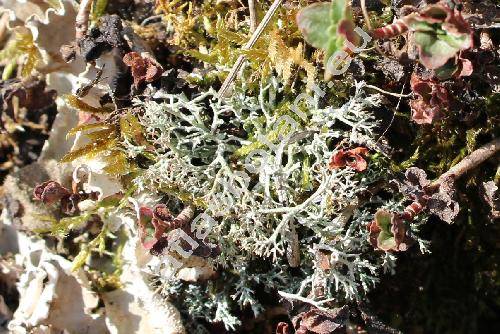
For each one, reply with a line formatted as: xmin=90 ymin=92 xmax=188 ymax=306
xmin=218 ymin=0 xmax=283 ymax=98
xmin=248 ymin=0 xmax=257 ymax=33
xmin=365 ymin=84 xmax=412 ymax=98
xmin=431 ymin=137 xmax=500 ymax=188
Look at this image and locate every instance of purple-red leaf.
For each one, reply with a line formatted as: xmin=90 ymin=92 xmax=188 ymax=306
xmin=410 ymin=73 xmax=450 ymax=124
xmin=33 ymin=181 xmax=70 ymax=205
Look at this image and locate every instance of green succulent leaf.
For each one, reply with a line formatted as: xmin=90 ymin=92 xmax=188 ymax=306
xmin=437 ymin=32 xmax=469 ymax=50
xmin=331 ymin=1 xmax=346 ymax=21
xmin=296 ymin=3 xmax=334 ymax=51
xmin=374 ymin=210 xmax=396 ymax=251
xmin=406 ymin=5 xmax=472 ymax=69
xmin=297 ymin=0 xmax=355 ymax=68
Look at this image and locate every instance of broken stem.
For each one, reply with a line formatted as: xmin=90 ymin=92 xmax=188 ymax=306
xmin=431 ymin=137 xmax=500 ymax=188
xmin=75 ymin=0 xmax=93 ymax=39
xmin=217 ymin=0 xmax=283 ymax=98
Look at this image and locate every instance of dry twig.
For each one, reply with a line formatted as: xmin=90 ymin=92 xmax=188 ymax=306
xmin=248 ymin=0 xmax=257 ymax=33
xmin=432 ymin=137 xmax=500 ymax=187
xmin=218 ymin=0 xmax=283 ymax=98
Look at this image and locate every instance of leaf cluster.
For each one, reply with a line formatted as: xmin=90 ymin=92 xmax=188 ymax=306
xmin=62 ymin=99 xmax=147 ymax=176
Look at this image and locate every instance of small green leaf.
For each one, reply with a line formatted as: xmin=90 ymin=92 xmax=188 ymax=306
xmin=120 ymin=112 xmax=146 ymax=145
xmin=296 ymin=3 xmax=333 ymax=51
xmin=97 ymin=233 xmax=106 ymax=253
xmin=375 ymin=210 xmax=392 ymax=233
xmin=407 ymin=20 xmax=435 ymax=32
xmin=60 ymin=137 xmax=117 ymax=163
xmin=46 ymin=0 xmax=62 ymax=10
xmin=67 ymin=122 xmax=110 ymax=137
xmin=301 ymin=156 xmax=312 ymax=191
xmin=414 ymin=31 xmax=459 ymax=69
xmin=374 ymin=210 xmax=396 ymax=251
xmin=406 ymin=6 xmax=472 ymax=69
xmin=437 ymin=33 xmax=469 ymax=50
xmin=297 ymin=1 xmax=356 ymax=71
xmin=97 ymin=194 xmax=122 ymax=208
xmin=2 ymin=60 xmax=16 ymax=80
xmin=331 ymin=0 xmax=347 ymax=22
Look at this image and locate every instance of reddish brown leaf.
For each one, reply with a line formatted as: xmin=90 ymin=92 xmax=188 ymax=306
xmin=316 ymin=250 xmax=331 ymax=270
xmin=456 ymin=55 xmax=473 ymax=77
xmin=329 ymin=147 xmax=369 ymax=172
xmin=138 ymin=204 xmax=186 ymax=251
xmin=137 ymin=206 xmax=158 ymax=250
xmin=337 ymin=19 xmax=360 ymax=52
xmin=293 ymin=306 xmax=349 ymax=334
xmin=33 ymin=181 xmax=70 ymax=205
xmin=153 ymin=203 xmax=174 ymax=223
xmin=123 ymin=52 xmax=163 ymax=88
xmin=367 ymin=220 xmax=382 ymax=251
xmin=410 ymin=73 xmax=450 ymax=124
xmin=60 ymin=193 xmax=82 ymax=215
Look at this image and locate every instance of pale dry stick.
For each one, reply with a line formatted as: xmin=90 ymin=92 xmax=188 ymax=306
xmin=474 ymin=23 xmax=500 ymax=29
xmin=365 ymin=84 xmax=412 ymax=98
xmin=217 ymin=0 xmax=283 ymax=98
xmin=431 ymin=137 xmax=500 ymax=188
xmin=248 ymin=0 xmax=257 ymax=33
xmin=277 ymin=291 xmax=335 ymax=311
xmin=285 ymin=220 xmax=300 ymax=267
xmin=360 ymin=0 xmax=372 ymax=31
xmin=141 ymin=14 xmax=163 ymax=26
xmin=75 ymin=0 xmax=93 ymax=39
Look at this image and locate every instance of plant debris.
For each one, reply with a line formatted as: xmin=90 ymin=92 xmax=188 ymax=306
xmin=291 ymin=306 xmax=349 ymax=334
xmin=123 ymin=51 xmax=163 ymax=88
xmin=409 ymin=72 xmax=450 ymax=124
